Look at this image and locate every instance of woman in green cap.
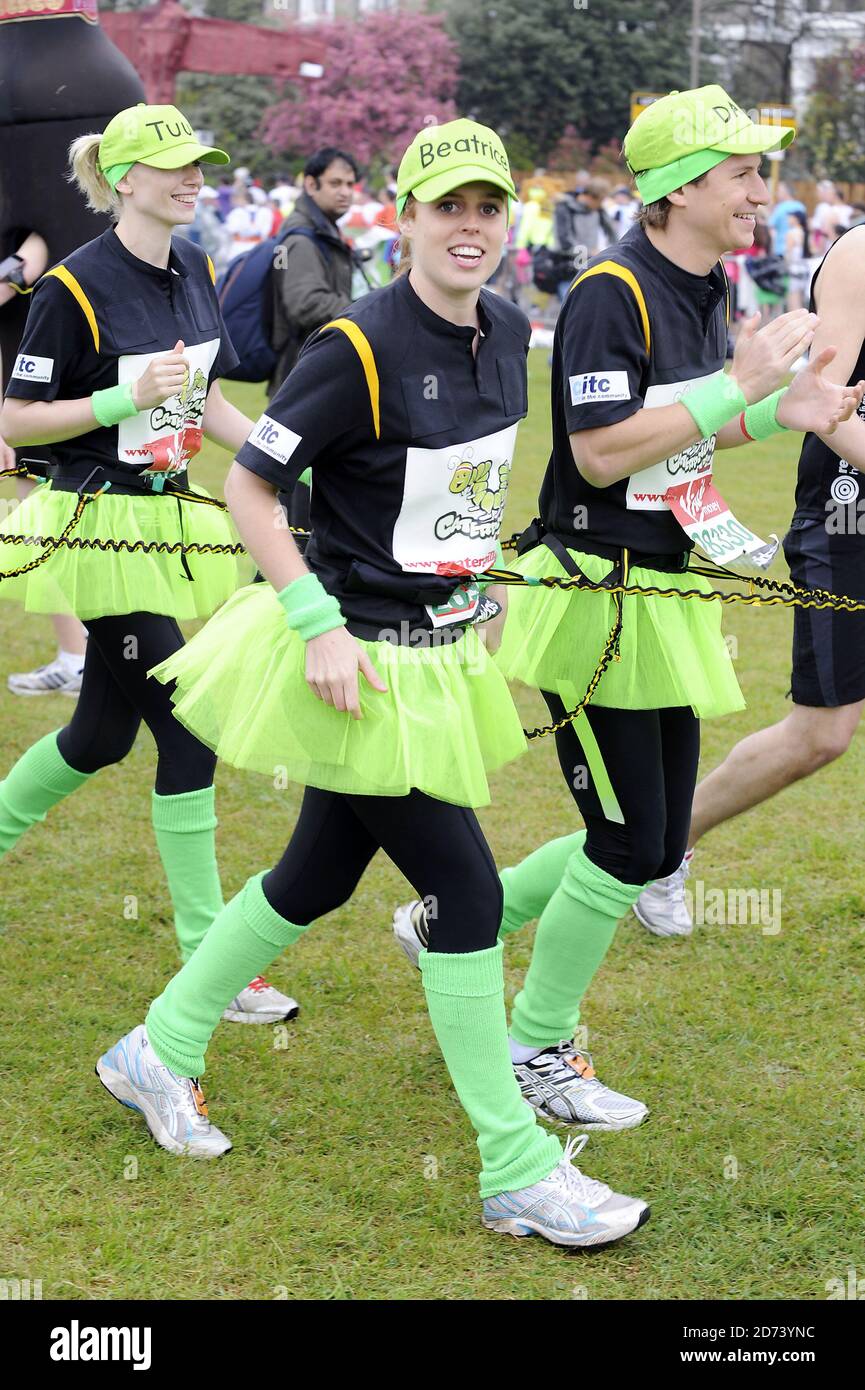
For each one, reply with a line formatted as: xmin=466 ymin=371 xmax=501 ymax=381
xmin=96 ymin=118 xmax=650 ymax=1249
xmin=0 ymin=103 xmax=298 ymax=1023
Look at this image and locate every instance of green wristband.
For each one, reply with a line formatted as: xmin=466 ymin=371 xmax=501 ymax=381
xmin=297 ymin=467 xmax=312 ymax=490
xmin=277 ymin=572 xmax=346 ymax=642
xmin=680 ymin=373 xmax=748 ymax=439
xmin=91 ymin=382 xmax=138 ymax=428
xmin=743 ymin=388 xmax=788 ymax=441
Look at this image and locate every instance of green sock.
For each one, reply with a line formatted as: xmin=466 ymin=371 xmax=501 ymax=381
xmin=146 ymin=872 xmax=308 ymax=1076
xmin=509 ymin=846 xmax=643 ymax=1051
xmin=151 ymin=787 xmax=225 ymax=962
xmin=420 ymin=943 xmax=562 ymax=1198
xmin=499 ymin=830 xmax=587 ymax=937
xmin=0 ymin=731 xmax=91 ymax=857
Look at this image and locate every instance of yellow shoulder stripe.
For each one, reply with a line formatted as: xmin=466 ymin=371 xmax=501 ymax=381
xmin=571 ymin=262 xmax=651 ymax=355
xmin=206 ymin=254 xmax=216 ymax=285
xmin=44 ymin=266 xmax=99 ymax=353
xmin=320 ymin=317 xmax=380 ymax=439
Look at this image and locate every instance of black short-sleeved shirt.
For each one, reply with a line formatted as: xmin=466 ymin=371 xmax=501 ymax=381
xmin=236 ymin=273 xmax=530 ymax=632
xmin=540 ymin=224 xmax=728 ymax=554
xmin=5 ymin=228 xmax=238 ymax=476
xmin=795 ymin=224 xmax=865 ymax=518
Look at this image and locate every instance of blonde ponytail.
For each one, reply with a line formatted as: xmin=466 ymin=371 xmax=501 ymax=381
xmin=67 ymin=134 xmax=120 ymax=217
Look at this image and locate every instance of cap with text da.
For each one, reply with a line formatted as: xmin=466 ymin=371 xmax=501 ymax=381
xmin=396 ymin=119 xmax=515 ymax=216
xmin=624 ymin=86 xmax=795 ymax=204
xmin=99 ymin=104 xmax=230 ymax=190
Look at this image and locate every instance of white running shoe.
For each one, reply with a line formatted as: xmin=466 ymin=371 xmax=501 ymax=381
xmin=221 ymin=977 xmax=300 ymax=1025
xmin=482 ymin=1134 xmax=650 ymax=1247
xmin=514 ymin=1040 xmax=648 ymax=1131
xmin=392 ymin=899 xmax=427 ymax=968
xmin=7 ymin=657 xmax=83 ymax=697
xmin=633 ymin=852 xmax=694 ymax=938
xmin=96 ymin=1023 xmax=232 ymax=1158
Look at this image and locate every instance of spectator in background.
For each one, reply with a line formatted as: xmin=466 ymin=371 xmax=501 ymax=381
xmin=784 ymin=207 xmax=811 ymax=310
xmin=269 ymin=146 xmax=358 ymax=531
xmin=216 ymin=175 xmax=233 ymax=222
xmin=811 ymin=181 xmax=852 ymax=256
xmin=553 ymin=176 xmax=615 ymax=299
xmin=225 ymin=186 xmax=271 ymax=259
xmin=767 ymin=181 xmax=806 ymax=257
xmin=608 ymin=184 xmax=640 ymax=240
xmin=848 ymin=202 xmax=865 ymax=229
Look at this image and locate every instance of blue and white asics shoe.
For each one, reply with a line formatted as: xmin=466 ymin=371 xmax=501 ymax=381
xmin=482 ymin=1135 xmax=649 ymax=1247
xmin=514 ymin=1041 xmax=648 ymax=1131
xmin=96 ymin=1024 xmax=231 ymax=1158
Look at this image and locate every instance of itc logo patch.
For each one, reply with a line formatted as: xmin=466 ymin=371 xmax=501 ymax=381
xmin=569 ymin=371 xmax=630 ymax=405
xmin=250 ymin=414 xmax=302 ymax=466
xmin=11 ymin=353 xmax=54 ymax=384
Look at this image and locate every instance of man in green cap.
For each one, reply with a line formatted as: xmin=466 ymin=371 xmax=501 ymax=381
xmin=478 ymin=85 xmax=863 ymax=1130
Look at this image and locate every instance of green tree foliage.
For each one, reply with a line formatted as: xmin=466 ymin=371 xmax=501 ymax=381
xmin=446 ymin=0 xmax=693 ymax=163
xmin=797 ymin=46 xmax=865 ymax=184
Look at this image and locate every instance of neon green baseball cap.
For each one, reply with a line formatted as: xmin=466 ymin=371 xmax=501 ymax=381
xmin=624 ymin=86 xmax=795 ymax=204
xmin=99 ymin=103 xmax=230 ymax=190
xmin=396 ymin=119 xmax=515 ymax=216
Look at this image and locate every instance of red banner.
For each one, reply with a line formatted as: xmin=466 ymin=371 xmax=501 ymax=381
xmin=0 ymin=0 xmax=97 ymax=23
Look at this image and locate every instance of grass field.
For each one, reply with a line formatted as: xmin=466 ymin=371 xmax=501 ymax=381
xmin=1 ymin=354 xmax=862 ymax=1302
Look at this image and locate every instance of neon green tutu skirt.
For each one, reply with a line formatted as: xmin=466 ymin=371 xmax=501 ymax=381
xmin=495 ymin=544 xmax=744 ymax=720
xmin=151 ymin=583 xmax=528 ymax=807
xmin=0 ymin=481 xmax=242 ymax=621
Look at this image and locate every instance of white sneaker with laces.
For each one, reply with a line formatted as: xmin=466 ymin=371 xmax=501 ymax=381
xmin=482 ymin=1134 xmax=649 ymax=1247
xmin=633 ymin=852 xmax=694 ymax=938
xmin=514 ymin=1040 xmax=648 ymax=1130
xmin=221 ymin=977 xmax=300 ymax=1024
xmin=392 ymin=900 xmax=427 ymax=968
xmin=96 ymin=1023 xmax=231 ymax=1158
xmin=7 ymin=657 xmax=83 ymax=697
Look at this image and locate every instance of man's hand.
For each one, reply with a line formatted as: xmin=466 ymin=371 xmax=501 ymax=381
xmin=131 ymin=340 xmax=190 ymax=411
xmin=729 ymin=310 xmax=818 ymax=404
xmin=305 ymin=625 xmax=388 ymax=720
xmin=776 ymin=347 xmax=865 ymax=435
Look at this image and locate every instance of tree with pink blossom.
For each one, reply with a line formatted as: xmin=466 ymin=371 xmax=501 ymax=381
xmin=261 ymin=12 xmax=458 ymax=175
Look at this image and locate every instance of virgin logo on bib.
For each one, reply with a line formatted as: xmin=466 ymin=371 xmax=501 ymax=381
xmin=392 ymin=423 xmax=517 ymax=577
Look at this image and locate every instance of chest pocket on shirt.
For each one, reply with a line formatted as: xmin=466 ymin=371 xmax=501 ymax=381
xmin=187 ymin=285 xmax=219 ymax=336
xmin=496 ymin=354 xmax=528 ymax=417
xmin=104 ymin=299 xmax=158 ymax=352
xmin=400 ymin=373 xmax=458 ymax=440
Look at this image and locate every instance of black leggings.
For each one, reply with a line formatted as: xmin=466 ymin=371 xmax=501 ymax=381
xmin=542 ymin=692 xmax=700 ymax=886
xmin=262 ymin=785 xmax=502 ymax=954
xmin=56 ymin=613 xmax=216 ymax=796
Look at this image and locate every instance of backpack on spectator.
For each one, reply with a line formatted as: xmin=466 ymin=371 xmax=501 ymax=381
xmin=216 ymin=227 xmax=332 ymax=383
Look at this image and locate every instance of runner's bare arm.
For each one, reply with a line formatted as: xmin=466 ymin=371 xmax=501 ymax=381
xmin=223 ymin=460 xmax=309 ymax=592
xmin=803 ymin=226 xmax=865 ymax=470
xmin=201 ymin=381 xmax=254 ymax=454
xmin=0 ymin=393 xmax=100 ymax=447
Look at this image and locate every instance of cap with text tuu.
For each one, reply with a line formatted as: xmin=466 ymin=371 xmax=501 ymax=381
xmin=396 ymin=119 xmax=515 ymax=216
xmin=99 ymin=103 xmax=230 ymax=191
xmin=624 ymin=85 xmax=795 ymax=205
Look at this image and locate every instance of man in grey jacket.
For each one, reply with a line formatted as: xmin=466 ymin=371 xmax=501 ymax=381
xmin=270 ymin=146 xmax=358 ymax=395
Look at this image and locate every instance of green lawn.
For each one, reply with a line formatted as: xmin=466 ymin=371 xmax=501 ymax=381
xmin=0 ymin=355 xmax=862 ymax=1301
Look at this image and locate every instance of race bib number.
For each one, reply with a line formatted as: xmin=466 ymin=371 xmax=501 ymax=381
xmin=116 ymin=339 xmax=219 ymax=475
xmin=392 ymin=423 xmax=517 ymax=581
xmin=666 ymin=476 xmax=779 ymax=570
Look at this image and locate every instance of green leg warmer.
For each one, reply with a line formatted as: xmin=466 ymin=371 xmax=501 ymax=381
xmin=499 ymin=830 xmax=587 ymax=937
xmin=420 ymin=943 xmax=562 ymax=1198
xmin=151 ymin=786 xmax=225 ymax=962
xmin=0 ymin=731 xmax=91 ymax=858
xmin=509 ymin=846 xmax=643 ymax=1051
xmin=146 ymin=872 xmax=308 ymax=1077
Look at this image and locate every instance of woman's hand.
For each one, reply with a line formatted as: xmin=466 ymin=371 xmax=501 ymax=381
xmin=305 ymin=625 xmax=388 ymax=720
xmin=131 ymin=340 xmax=190 ymax=410
xmin=478 ymin=584 xmax=508 ymax=655
xmin=776 ymin=347 xmax=865 ymax=435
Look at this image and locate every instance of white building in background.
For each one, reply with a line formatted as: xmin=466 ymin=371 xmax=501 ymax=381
xmin=278 ymin=0 xmax=422 ymax=20
xmin=712 ymin=1 xmax=865 ymax=110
